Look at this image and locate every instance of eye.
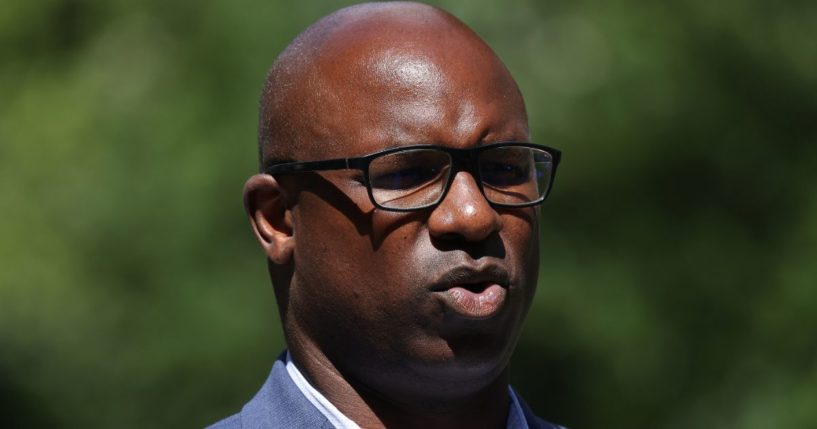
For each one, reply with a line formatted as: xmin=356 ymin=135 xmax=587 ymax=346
xmin=480 ymin=160 xmax=531 ymax=186
xmin=368 ymin=149 xmax=451 ymax=191
xmin=369 ymin=164 xmax=445 ymax=190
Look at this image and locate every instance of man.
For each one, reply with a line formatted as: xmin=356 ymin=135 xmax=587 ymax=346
xmin=210 ymin=2 xmax=563 ymax=428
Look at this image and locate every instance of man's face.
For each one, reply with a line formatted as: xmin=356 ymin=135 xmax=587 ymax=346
xmin=276 ymin=24 xmax=538 ymax=398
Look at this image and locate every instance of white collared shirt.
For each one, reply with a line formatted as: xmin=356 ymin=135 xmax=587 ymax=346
xmin=285 ymin=353 xmax=362 ymax=429
xmin=285 ymin=352 xmax=529 ymax=429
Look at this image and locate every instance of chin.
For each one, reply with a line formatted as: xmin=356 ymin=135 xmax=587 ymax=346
xmin=397 ymin=334 xmax=515 ymax=393
xmin=404 ymin=358 xmax=510 ymax=400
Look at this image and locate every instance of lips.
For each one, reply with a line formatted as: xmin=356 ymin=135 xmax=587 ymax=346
xmin=430 ymin=265 xmax=511 ymax=320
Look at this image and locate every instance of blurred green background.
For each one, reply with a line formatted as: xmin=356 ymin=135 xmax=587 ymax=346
xmin=2 ymin=0 xmax=816 ymax=427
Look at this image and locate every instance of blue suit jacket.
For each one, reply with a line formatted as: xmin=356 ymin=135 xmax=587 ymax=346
xmin=208 ymin=354 xmax=564 ymax=429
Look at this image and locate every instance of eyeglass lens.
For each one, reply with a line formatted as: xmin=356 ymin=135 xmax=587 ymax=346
xmin=367 ymin=146 xmax=553 ymax=209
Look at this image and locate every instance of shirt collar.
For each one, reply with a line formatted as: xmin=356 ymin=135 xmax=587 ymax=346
xmin=507 ymin=386 xmax=531 ymax=429
xmin=285 ymin=352 xmax=362 ymax=429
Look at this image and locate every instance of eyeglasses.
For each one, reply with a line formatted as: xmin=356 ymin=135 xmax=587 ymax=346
xmin=264 ymin=142 xmax=561 ymax=212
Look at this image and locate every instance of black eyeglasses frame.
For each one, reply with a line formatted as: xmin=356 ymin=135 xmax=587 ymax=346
xmin=263 ymin=141 xmax=562 ymax=212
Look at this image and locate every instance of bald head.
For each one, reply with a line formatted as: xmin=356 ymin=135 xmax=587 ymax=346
xmin=258 ymin=1 xmax=527 ymax=168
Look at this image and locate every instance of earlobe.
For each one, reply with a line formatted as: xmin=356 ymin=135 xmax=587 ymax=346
xmin=244 ymin=174 xmax=295 ymax=265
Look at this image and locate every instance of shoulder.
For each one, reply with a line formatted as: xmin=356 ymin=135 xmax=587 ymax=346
xmin=205 ymin=353 xmax=333 ymax=429
xmin=206 ymin=414 xmax=240 ymax=429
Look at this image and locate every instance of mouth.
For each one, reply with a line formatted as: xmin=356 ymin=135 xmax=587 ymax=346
xmin=430 ymin=265 xmax=511 ymax=320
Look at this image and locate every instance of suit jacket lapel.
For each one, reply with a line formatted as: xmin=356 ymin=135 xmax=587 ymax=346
xmin=239 ymin=354 xmax=333 ymax=428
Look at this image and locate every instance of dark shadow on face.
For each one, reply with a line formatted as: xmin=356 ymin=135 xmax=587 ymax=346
xmin=287 ymin=173 xmax=539 ymax=262
xmin=429 ymin=231 xmax=507 ymax=260
xmin=284 ymin=172 xmax=373 ymax=236
xmin=286 ymin=173 xmax=430 ymax=251
xmin=296 ymin=173 xmax=540 ymax=261
xmin=268 ymin=259 xmax=294 ymax=324
xmin=426 ymin=206 xmax=537 ymax=261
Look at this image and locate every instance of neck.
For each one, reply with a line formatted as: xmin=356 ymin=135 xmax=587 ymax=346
xmin=354 ymin=376 xmax=511 ymax=429
xmin=288 ymin=345 xmax=511 ymax=429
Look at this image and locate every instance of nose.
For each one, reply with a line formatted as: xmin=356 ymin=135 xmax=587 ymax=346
xmin=427 ymin=171 xmax=502 ymax=242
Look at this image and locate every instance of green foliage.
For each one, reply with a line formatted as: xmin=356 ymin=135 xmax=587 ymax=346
xmin=2 ymin=0 xmax=815 ymax=427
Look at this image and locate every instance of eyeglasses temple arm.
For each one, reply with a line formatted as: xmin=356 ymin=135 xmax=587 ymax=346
xmin=264 ymin=158 xmax=352 ymax=174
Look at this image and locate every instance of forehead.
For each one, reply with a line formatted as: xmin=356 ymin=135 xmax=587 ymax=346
xmin=290 ymin=9 xmax=529 ymax=159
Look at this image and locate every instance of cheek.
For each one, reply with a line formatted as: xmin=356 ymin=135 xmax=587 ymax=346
xmin=500 ymin=209 xmax=538 ymax=255
xmin=292 ymin=202 xmax=373 ymax=301
xmin=289 ymin=197 xmax=430 ymax=343
xmin=500 ymin=210 xmax=540 ymax=301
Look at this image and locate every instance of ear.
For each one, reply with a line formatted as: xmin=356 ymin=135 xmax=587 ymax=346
xmin=243 ymin=174 xmax=295 ymax=265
